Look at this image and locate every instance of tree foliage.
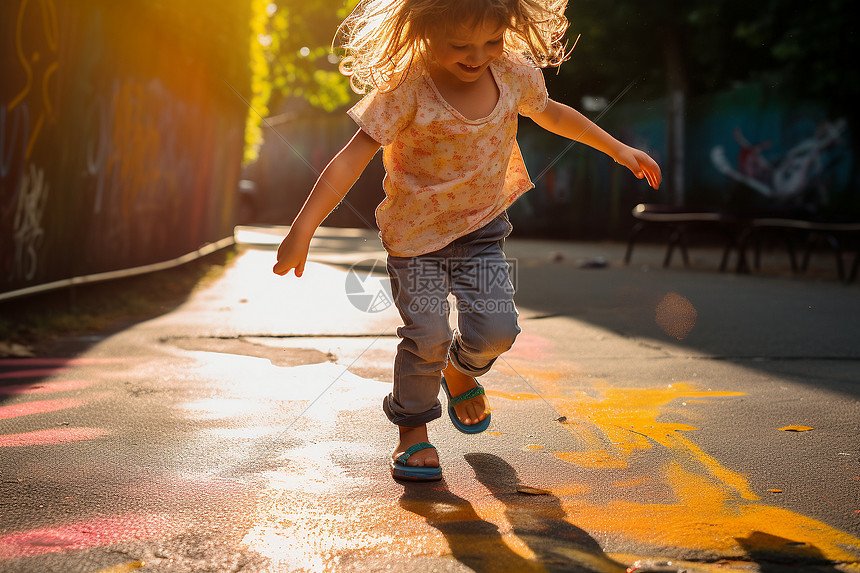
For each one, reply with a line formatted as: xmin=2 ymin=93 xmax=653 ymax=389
xmin=734 ymin=0 xmax=857 ymax=117
xmin=244 ymin=0 xmax=356 ymax=164
xmin=242 ymin=0 xmax=856 ymax=164
xmin=554 ymin=0 xmax=857 ymax=117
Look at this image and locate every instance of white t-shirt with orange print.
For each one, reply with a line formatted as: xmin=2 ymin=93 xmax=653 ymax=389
xmin=347 ymin=54 xmax=548 ymax=257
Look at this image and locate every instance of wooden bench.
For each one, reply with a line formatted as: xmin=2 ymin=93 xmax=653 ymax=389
xmin=735 ymin=218 xmax=860 ymax=281
xmin=624 ymin=204 xmax=740 ymax=270
xmin=624 ymin=204 xmax=860 ymax=282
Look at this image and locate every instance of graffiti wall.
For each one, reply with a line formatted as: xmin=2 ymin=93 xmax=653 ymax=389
xmin=513 ymin=82 xmax=855 ymax=239
xmin=689 ymin=83 xmax=854 ymax=217
xmin=0 ymin=1 xmax=249 ymax=295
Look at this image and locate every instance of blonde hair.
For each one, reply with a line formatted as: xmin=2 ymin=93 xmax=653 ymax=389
xmin=336 ymin=0 xmax=570 ymax=93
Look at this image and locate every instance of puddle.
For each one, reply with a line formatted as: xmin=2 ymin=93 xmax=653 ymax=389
xmin=167 ymin=336 xmax=334 ymax=367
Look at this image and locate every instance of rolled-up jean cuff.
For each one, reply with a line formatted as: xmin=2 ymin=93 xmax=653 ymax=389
xmin=382 ymin=395 xmax=442 ymax=427
xmin=447 ymin=352 xmax=495 ymax=379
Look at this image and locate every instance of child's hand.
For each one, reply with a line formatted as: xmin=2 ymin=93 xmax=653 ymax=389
xmin=614 ymin=144 xmax=662 ymax=190
xmin=273 ymin=231 xmax=312 ymax=277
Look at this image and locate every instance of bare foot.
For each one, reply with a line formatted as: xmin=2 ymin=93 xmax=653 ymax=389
xmin=442 ymin=362 xmax=490 ymax=426
xmin=393 ymin=425 xmax=439 ymax=467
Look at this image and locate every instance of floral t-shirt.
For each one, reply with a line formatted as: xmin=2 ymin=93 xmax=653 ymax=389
xmin=347 ymin=54 xmax=548 ymax=257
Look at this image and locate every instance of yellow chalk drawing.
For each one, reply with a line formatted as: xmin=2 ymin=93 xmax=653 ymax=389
xmin=779 ymin=425 xmax=813 ymax=432
xmin=612 ymin=477 xmax=649 ymax=489
xmin=519 ymin=381 xmax=756 ymax=499
xmin=241 ymin=349 xmax=860 ymax=569
xmin=92 ymin=561 xmax=145 ymax=573
xmin=487 ymin=389 xmax=552 ymax=402
xmin=555 ymin=450 xmax=627 ymax=469
xmin=565 ymin=463 xmax=860 ymax=563
xmin=484 ymin=374 xmax=860 ymax=561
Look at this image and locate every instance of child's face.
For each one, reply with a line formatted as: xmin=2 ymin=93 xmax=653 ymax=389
xmin=428 ymin=18 xmax=506 ymax=83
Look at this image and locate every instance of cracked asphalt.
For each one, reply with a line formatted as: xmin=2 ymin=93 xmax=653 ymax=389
xmin=1 ymin=225 xmax=858 ymax=572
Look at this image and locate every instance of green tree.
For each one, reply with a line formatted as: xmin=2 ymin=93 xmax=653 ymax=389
xmin=245 ymin=0 xmax=356 ymax=164
xmin=734 ymin=0 xmax=858 ymax=127
xmin=552 ymin=0 xmax=850 ymax=105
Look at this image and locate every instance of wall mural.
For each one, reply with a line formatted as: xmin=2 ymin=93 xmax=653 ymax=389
xmin=511 ymin=85 xmax=855 ymax=239
xmin=0 ymin=1 xmax=248 ymax=296
xmin=711 ymin=119 xmax=848 ymax=204
xmin=1 ymin=0 xmax=57 ymax=284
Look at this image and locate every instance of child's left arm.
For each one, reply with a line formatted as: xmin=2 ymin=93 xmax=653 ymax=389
xmin=530 ymin=99 xmax=662 ymax=190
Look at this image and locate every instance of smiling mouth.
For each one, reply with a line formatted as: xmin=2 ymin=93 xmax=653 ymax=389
xmin=459 ymin=63 xmax=482 ymax=71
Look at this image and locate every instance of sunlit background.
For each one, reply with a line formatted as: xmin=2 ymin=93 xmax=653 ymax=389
xmin=1 ymin=0 xmax=856 ymax=296
xmin=1 ymin=3 xmax=859 ymax=570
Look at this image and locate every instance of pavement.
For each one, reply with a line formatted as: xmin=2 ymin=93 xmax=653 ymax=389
xmin=0 ymin=225 xmax=859 ymax=573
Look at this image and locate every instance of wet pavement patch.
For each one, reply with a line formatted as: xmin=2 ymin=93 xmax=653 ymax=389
xmin=164 ymin=336 xmax=335 ymax=368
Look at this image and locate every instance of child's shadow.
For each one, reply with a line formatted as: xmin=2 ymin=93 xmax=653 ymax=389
xmin=399 ymin=479 xmax=540 ymax=572
xmin=399 ymin=453 xmax=624 ymax=572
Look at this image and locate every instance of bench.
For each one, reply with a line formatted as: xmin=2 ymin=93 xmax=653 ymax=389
xmin=735 ymin=218 xmax=860 ymax=281
xmin=623 ymin=204 xmax=741 ymax=270
xmin=624 ymin=204 xmax=860 ymax=282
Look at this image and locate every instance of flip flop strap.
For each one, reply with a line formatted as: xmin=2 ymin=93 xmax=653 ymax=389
xmin=449 ymin=385 xmax=485 ymax=406
xmin=397 ymin=442 xmax=436 ymax=464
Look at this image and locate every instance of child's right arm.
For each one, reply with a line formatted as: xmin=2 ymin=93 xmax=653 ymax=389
xmin=530 ymin=99 xmax=662 ymax=190
xmin=273 ymin=128 xmax=381 ymax=277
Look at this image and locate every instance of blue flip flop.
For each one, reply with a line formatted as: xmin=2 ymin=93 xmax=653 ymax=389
xmin=390 ymin=442 xmax=443 ymax=481
xmin=441 ymin=376 xmax=491 ymax=434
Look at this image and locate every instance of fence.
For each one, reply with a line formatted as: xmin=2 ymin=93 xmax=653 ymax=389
xmin=1 ymin=0 xmax=251 ymax=298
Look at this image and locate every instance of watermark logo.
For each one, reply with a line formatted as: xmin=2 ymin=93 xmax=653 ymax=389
xmin=345 ymin=256 xmax=519 ymax=314
xmin=345 ymin=259 xmax=393 ymax=313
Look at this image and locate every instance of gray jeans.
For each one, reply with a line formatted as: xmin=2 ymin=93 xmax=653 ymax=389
xmin=383 ymin=213 xmax=520 ymax=427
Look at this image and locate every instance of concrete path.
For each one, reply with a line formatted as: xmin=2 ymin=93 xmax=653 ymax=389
xmin=0 ymin=226 xmax=858 ymax=572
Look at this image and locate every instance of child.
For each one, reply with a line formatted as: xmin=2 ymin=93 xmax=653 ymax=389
xmin=273 ymin=0 xmax=661 ymax=481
